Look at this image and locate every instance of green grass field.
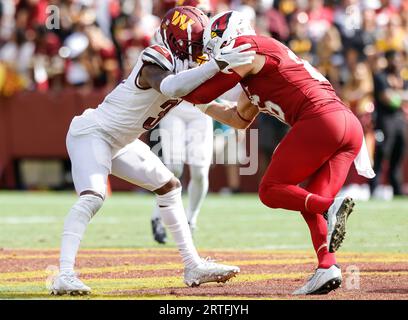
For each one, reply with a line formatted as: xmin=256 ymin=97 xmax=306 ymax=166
xmin=0 ymin=191 xmax=407 ymax=252
xmin=0 ymin=191 xmax=407 ymax=300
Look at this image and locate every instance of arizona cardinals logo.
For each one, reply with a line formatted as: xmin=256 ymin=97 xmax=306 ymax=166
xmin=211 ymin=12 xmax=233 ymax=39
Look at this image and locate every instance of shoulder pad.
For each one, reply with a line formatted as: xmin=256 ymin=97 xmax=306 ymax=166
xmin=141 ymin=45 xmax=174 ymax=71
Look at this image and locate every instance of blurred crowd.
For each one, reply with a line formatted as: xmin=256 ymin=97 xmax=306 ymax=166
xmin=0 ymin=0 xmax=407 ymax=195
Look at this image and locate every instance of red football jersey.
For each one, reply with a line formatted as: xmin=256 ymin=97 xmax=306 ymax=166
xmin=236 ymin=35 xmax=345 ymax=125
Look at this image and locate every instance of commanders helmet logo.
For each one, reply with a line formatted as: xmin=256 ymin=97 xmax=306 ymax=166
xmin=171 ymin=10 xmax=196 ymax=30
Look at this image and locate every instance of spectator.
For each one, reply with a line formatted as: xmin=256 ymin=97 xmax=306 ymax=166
xmin=0 ymin=0 xmax=407 ymax=194
xmin=0 ymin=27 xmax=34 ymax=87
xmin=315 ymin=21 xmax=343 ymax=89
xmin=264 ymin=1 xmax=290 ymax=42
xmin=287 ymin=11 xmax=313 ymax=62
xmin=375 ymin=13 xmax=406 ymax=53
xmin=306 ymin=0 xmax=334 ymax=51
xmin=342 ymin=49 xmax=376 ymax=159
xmin=370 ymin=50 xmax=408 ymax=196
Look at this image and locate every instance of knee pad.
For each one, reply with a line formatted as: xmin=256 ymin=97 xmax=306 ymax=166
xmin=156 ymin=186 xmax=182 ymax=207
xmin=63 ymin=194 xmax=104 ymax=237
xmin=71 ymin=194 xmax=104 ymax=218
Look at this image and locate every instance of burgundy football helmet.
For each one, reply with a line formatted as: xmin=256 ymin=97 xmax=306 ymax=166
xmin=159 ymin=6 xmax=209 ymax=63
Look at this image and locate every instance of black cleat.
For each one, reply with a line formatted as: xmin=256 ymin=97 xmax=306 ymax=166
xmin=311 ymin=278 xmax=342 ymax=295
xmin=151 ymin=218 xmax=167 ymax=244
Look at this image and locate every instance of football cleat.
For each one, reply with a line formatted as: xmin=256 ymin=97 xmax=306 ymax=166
xmin=326 ymin=197 xmax=355 ymax=253
xmin=184 ymin=258 xmax=240 ymax=287
xmin=50 ymin=271 xmax=91 ymax=296
xmin=151 ymin=218 xmax=167 ymax=244
xmin=292 ymin=265 xmax=342 ymax=295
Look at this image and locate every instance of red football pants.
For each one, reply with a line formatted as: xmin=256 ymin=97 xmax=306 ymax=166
xmin=259 ymin=108 xmax=363 ymax=268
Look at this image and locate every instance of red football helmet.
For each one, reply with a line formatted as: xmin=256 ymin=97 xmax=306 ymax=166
xmin=160 ymin=6 xmax=209 ymax=63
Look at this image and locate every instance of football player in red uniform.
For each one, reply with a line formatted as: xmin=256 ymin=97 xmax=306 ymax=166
xmin=161 ymin=10 xmax=375 ymax=295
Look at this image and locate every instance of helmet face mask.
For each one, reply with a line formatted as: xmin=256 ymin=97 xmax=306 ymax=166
xmin=160 ymin=6 xmax=209 ymax=65
xmin=203 ymin=11 xmax=256 ymax=57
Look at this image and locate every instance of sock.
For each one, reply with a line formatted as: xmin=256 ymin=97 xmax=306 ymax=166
xmin=306 ymin=194 xmax=334 ymax=215
xmin=259 ymin=183 xmax=334 ymax=215
xmin=152 ymin=163 xmax=184 ymax=221
xmin=301 ymin=211 xmax=336 ymax=269
xmin=151 ymin=204 xmax=161 ymax=220
xmin=59 ymin=194 xmax=103 ymax=273
xmin=157 ymin=187 xmax=201 ymax=268
xmin=186 ymin=165 xmax=209 ymax=227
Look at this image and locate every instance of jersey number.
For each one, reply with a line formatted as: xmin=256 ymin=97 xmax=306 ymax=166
xmin=249 ymin=50 xmax=327 ymax=122
xmin=287 ymin=49 xmax=328 ymax=82
xmin=143 ymin=99 xmax=181 ymax=130
xmin=250 ymin=94 xmax=286 ymax=122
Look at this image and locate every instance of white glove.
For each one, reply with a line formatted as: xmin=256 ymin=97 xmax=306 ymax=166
xmin=173 ymin=58 xmax=189 ymax=74
xmin=214 ymin=43 xmax=255 ymax=73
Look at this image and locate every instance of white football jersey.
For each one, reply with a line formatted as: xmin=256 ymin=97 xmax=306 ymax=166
xmin=85 ymin=55 xmax=181 ymax=147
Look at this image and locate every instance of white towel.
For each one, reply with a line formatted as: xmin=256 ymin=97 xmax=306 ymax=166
xmin=354 ymin=137 xmax=376 ymax=179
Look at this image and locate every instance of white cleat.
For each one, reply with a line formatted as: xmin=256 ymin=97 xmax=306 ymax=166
xmin=184 ymin=258 xmax=240 ymax=287
xmin=293 ymin=265 xmax=342 ymax=295
xmin=50 ymin=271 xmax=91 ymax=296
xmin=326 ymin=197 xmax=355 ymax=253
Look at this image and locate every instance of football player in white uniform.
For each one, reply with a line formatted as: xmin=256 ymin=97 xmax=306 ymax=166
xmin=150 ymin=0 xmax=214 ymax=244
xmin=50 ymin=6 xmax=255 ymax=295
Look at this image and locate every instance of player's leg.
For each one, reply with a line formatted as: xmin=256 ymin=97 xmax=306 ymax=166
xmin=111 ymin=139 xmax=239 ymax=286
xmin=185 ymin=114 xmax=213 ymax=232
xmin=112 ymin=140 xmax=199 ymax=263
xmin=292 ymin=111 xmax=363 ymax=295
xmin=186 ymin=165 xmax=210 ymax=231
xmin=150 ymin=114 xmax=187 ymax=243
xmin=293 ymin=150 xmax=360 ymax=295
xmin=302 ymin=150 xmax=359 ymax=267
xmin=51 ymin=132 xmax=112 ymax=295
xmin=388 ymin=130 xmax=405 ymax=195
xmin=160 ymin=112 xmax=187 ymax=176
xmin=258 ymin=110 xmax=356 ymax=215
xmin=369 ymin=135 xmax=385 ymax=196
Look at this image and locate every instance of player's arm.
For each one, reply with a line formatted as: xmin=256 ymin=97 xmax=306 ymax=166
xmin=198 ymin=90 xmax=259 ymax=130
xmin=182 ymin=54 xmax=265 ymax=104
xmin=140 ymin=58 xmax=221 ymax=94
xmin=138 ymin=44 xmax=255 ymax=97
